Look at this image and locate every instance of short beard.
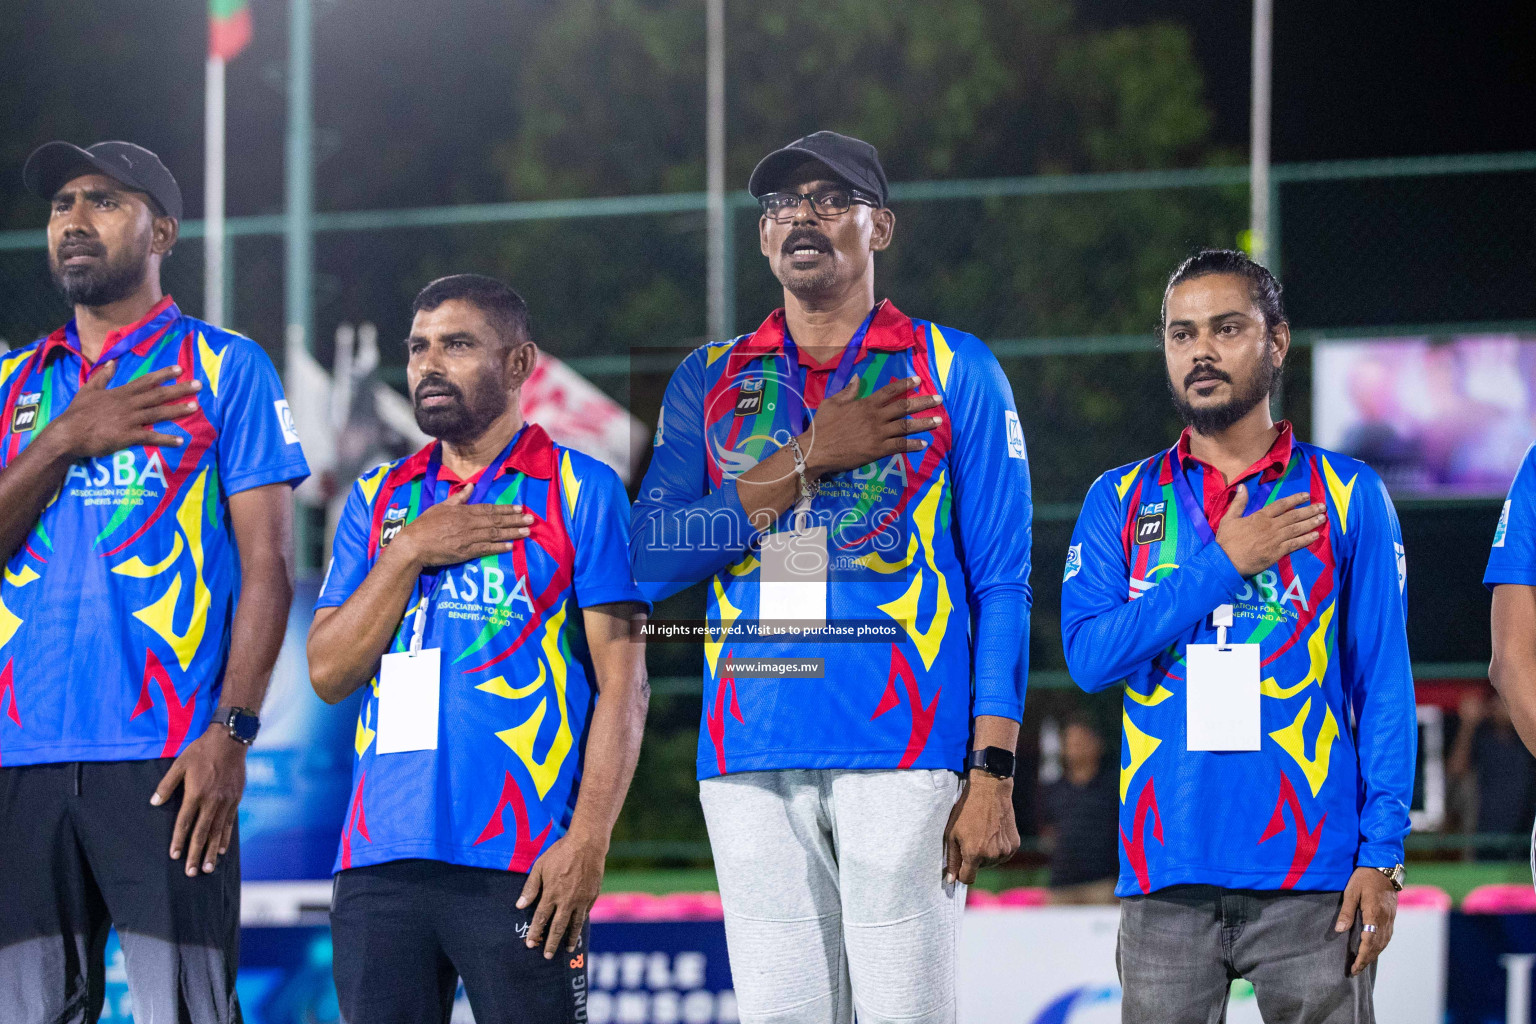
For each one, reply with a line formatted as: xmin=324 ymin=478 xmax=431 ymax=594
xmin=413 ymin=374 xmax=509 ymax=444
xmin=48 ymin=240 xmax=149 ymax=308
xmin=1168 ymin=360 xmax=1281 ymax=435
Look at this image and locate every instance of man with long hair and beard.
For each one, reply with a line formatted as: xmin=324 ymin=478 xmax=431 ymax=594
xmin=1061 ymin=249 xmax=1416 ymax=1022
xmin=0 ymin=140 xmax=310 ymax=1022
xmin=307 ymin=274 xmax=650 ymax=1023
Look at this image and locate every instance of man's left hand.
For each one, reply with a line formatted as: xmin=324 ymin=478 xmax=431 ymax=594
xmin=518 ymin=831 xmax=607 ymax=958
xmin=152 ymin=724 xmax=248 ymax=877
xmin=944 ymin=773 xmax=1020 ymax=885
xmin=1336 ymin=866 xmax=1399 ymax=976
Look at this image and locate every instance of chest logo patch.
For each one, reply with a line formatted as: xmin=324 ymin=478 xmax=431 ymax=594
xmin=380 ymin=506 xmax=407 ymax=548
xmin=735 ymin=378 xmax=764 ymax=416
xmin=1134 ymin=511 xmax=1165 ymax=545
xmin=11 ymin=392 xmax=41 ymax=433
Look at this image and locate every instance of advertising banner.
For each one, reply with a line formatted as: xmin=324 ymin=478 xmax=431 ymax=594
xmin=959 ymin=905 xmax=1447 ymax=1024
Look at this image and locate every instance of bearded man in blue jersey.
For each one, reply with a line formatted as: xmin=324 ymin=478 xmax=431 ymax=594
xmin=308 ymin=275 xmax=650 ymax=1024
xmin=1061 ymin=249 xmax=1415 ymax=1022
xmin=632 ymin=132 xmax=1032 ymax=1024
xmin=0 ymin=141 xmax=310 ymax=1023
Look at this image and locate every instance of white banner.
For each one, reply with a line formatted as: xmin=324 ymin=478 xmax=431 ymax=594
xmin=959 ymin=906 xmax=1447 ymax=1024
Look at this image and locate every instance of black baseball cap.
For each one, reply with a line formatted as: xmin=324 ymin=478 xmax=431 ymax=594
xmin=23 ymin=140 xmax=183 ymax=221
xmin=748 ymin=131 xmax=889 ymax=207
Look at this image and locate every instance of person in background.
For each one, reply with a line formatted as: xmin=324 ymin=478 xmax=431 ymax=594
xmin=1040 ymin=716 xmax=1121 ymax=904
xmin=1448 ymin=691 xmax=1536 ymax=860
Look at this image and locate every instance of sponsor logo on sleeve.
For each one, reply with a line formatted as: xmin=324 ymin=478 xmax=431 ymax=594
xmin=1494 ymin=500 xmax=1511 ymax=548
xmin=652 ymin=406 xmax=666 ymax=448
xmin=1063 ymin=543 xmax=1082 ymax=582
xmin=1005 ymin=410 xmax=1026 ymax=460
xmin=735 ymin=377 xmax=765 ymax=417
xmin=275 ymin=399 xmax=301 ymax=445
xmin=379 ymin=506 xmax=407 ymax=548
xmin=1134 ymin=511 xmax=1165 ymax=545
xmin=10 ymin=392 xmax=41 ymax=433
xmin=1396 ymin=541 xmax=1407 ymax=593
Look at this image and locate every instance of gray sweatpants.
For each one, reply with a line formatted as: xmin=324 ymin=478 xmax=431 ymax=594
xmin=1118 ymin=885 xmax=1375 ymax=1024
xmin=700 ymin=768 xmax=964 ymax=1024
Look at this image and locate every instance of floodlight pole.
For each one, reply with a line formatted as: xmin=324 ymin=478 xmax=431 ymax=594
xmin=204 ymin=55 xmax=227 ymax=327
xmin=285 ymin=0 xmax=314 ymax=357
xmin=1250 ymin=0 xmax=1273 ymax=270
xmin=705 ymin=0 xmax=730 ymax=341
xmin=285 ymin=0 xmax=315 ymax=569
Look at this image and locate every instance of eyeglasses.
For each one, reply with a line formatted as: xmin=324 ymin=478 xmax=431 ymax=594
xmin=758 ymin=187 xmax=880 ymax=222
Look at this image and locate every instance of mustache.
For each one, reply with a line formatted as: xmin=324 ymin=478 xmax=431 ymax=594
xmin=53 ymin=238 xmax=105 ymax=261
xmin=1184 ymin=365 xmax=1232 ymax=389
xmin=413 ymin=377 xmax=465 ymax=404
xmin=781 ymin=228 xmax=832 ymax=256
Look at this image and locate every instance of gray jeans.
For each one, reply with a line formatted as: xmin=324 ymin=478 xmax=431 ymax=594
xmin=1118 ymin=886 xmax=1375 ymax=1024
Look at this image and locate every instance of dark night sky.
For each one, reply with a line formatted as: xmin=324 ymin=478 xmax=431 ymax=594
xmin=1082 ymin=0 xmax=1535 ymax=161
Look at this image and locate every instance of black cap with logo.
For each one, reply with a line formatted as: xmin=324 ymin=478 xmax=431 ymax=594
xmin=748 ymin=131 xmax=889 ymax=207
xmin=23 ymin=140 xmax=183 ymax=221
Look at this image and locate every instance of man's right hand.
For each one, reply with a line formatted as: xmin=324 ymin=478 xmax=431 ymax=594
xmin=801 ymin=376 xmax=944 ymax=479
xmin=392 ymin=487 xmax=536 ymax=568
xmin=52 ymin=362 xmax=202 ymax=459
xmin=1215 ymin=487 xmax=1326 ymax=577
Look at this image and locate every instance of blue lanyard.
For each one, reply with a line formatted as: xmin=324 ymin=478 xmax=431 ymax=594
xmin=1167 ymin=448 xmax=1287 ymax=550
xmin=776 ymin=307 xmax=879 ymax=433
xmin=408 ymin=426 xmax=524 ymax=652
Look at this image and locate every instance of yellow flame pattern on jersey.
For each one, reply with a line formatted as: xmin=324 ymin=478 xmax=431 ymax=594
xmin=0 ymin=565 xmax=40 ymax=652
xmin=708 ymin=576 xmax=742 ymax=677
xmin=1268 ymin=696 xmax=1340 ymax=797
xmin=494 ymin=602 xmax=574 ymax=799
xmin=197 ymin=332 xmax=226 ymax=398
xmin=875 ymin=472 xmax=952 ymax=671
xmin=1261 ymin=601 xmax=1337 ymax=699
xmin=1120 ymin=709 xmax=1162 ymax=803
xmin=1320 ymin=456 xmax=1357 ymax=535
xmin=127 ymin=469 xmax=211 ymax=671
xmin=929 ymin=324 xmax=956 ymax=388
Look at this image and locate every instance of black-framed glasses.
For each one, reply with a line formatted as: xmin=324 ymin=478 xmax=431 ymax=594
xmin=758 ymin=187 xmax=880 ymax=222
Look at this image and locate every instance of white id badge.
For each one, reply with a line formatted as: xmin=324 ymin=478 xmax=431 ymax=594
xmin=1185 ymin=641 xmax=1261 ymax=751
xmin=376 ymin=647 xmax=441 ymax=753
xmin=758 ymin=525 xmax=828 ymax=627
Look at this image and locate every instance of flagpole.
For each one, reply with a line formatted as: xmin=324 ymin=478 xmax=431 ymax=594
xmin=204 ymin=53 xmax=227 ymax=327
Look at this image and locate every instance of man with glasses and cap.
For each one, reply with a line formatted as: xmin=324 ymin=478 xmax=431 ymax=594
xmin=632 ymin=131 xmax=1034 ymax=1024
xmin=0 ymin=141 xmax=309 ymax=1023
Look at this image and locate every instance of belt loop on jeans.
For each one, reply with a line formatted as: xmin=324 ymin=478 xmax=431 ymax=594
xmin=73 ymin=762 xmax=82 ymax=797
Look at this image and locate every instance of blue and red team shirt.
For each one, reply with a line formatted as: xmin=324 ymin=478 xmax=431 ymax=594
xmin=631 ymin=301 xmax=1033 ymax=780
xmin=1486 ymin=443 xmax=1536 ymax=588
xmin=317 ymin=423 xmax=648 ymax=874
xmin=0 ymin=296 xmax=310 ymax=766
xmin=1061 ymin=423 xmax=1417 ymax=896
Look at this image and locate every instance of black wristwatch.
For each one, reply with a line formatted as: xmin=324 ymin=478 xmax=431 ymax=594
xmin=218 ymin=706 xmax=261 ymax=746
xmin=965 ymin=746 xmax=1016 ymax=780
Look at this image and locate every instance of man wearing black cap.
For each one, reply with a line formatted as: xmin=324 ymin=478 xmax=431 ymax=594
xmin=632 ymin=131 xmax=1034 ymax=1023
xmin=0 ymin=141 xmax=309 ymax=1022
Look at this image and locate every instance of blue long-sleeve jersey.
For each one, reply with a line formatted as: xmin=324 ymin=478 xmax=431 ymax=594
xmin=1060 ymin=426 xmax=1416 ymax=896
xmin=1486 ymin=442 xmax=1536 ymax=588
xmin=632 ymin=301 xmax=1033 ymax=779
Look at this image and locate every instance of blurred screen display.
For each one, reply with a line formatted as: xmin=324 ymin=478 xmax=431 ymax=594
xmin=1313 ymin=334 xmax=1536 ymax=496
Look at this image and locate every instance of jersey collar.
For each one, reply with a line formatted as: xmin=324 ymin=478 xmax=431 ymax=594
xmin=735 ymin=298 xmax=917 ymax=360
xmin=44 ymin=294 xmax=181 ymax=364
xmin=1161 ymin=420 xmax=1296 ymax=486
xmin=398 ymin=421 xmax=559 ymax=486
